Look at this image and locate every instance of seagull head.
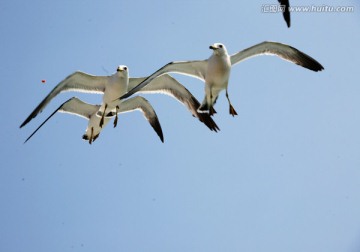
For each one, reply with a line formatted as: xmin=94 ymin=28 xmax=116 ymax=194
xmin=209 ymin=43 xmax=227 ymax=55
xmin=117 ymin=65 xmax=128 ymax=72
xmin=116 ymin=65 xmax=129 ymax=77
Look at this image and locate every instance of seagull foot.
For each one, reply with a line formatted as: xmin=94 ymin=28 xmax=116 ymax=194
xmin=209 ymin=106 xmax=217 ymax=116
xmin=229 ymin=104 xmax=238 ymax=117
xmin=82 ymin=133 xmax=99 ymax=144
xmin=113 ymin=116 xmax=118 ymax=128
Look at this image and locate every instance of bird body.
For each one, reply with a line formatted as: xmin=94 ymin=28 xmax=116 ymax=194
xmin=103 ymin=73 xmax=128 ymax=103
xmin=201 ymin=44 xmax=232 ymax=113
xmin=120 ymin=41 xmax=324 ymax=116
xmin=21 ymin=65 xmax=219 ymax=143
xmin=23 ymin=96 xmax=164 ymax=144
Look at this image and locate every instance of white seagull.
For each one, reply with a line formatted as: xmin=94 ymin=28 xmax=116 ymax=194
xmin=120 ymin=41 xmax=324 ymax=116
xmin=20 ymin=65 xmax=219 ymax=132
xmin=278 ymin=0 xmax=291 ymax=27
xmin=23 ymin=96 xmax=164 ymax=144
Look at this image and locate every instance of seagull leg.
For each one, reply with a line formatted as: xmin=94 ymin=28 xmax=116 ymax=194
xmin=226 ymin=89 xmax=238 ymax=117
xmin=209 ymin=106 xmax=216 ymax=116
xmin=113 ymin=105 xmax=119 ymax=128
xmin=89 ymin=127 xmax=94 ymax=145
xmin=198 ymin=88 xmax=217 ymax=115
xmin=99 ymin=104 xmax=108 ymax=128
xmin=208 ymin=88 xmax=214 ymax=116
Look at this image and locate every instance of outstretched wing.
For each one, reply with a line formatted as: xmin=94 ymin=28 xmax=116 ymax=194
xmin=128 ymin=74 xmax=219 ymax=132
xmin=278 ymin=0 xmax=291 ymax=27
xmin=121 ymin=60 xmax=207 ymax=100
xmin=20 ymin=71 xmax=107 ymax=128
xmin=117 ymin=96 xmax=164 ymax=143
xmin=24 ymin=97 xmax=100 ymax=143
xmin=230 ymin=41 xmax=324 ymax=71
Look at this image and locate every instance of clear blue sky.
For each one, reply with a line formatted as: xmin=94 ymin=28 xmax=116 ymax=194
xmin=1 ymin=0 xmax=360 ymax=251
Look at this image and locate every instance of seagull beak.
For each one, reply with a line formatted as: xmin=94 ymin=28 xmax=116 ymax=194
xmin=209 ymin=45 xmax=216 ymax=50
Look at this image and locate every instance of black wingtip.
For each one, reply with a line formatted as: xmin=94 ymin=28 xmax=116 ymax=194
xmin=293 ymin=48 xmax=325 ymax=72
xmin=119 ymin=93 xmax=129 ymax=100
xmin=285 ymin=18 xmax=291 ymax=28
xmin=20 ymin=96 xmax=51 ymax=128
xmin=278 ymin=0 xmax=291 ymax=27
xmin=20 ymin=118 xmax=30 ymax=129
xmin=158 ymin=127 xmax=165 ymax=143
xmin=305 ymin=61 xmax=324 ymax=72
xmin=158 ymin=128 xmax=164 ymax=143
xmin=22 ymin=98 xmax=75 ymax=143
xmin=283 ymin=10 xmax=291 ymax=28
xmin=307 ymin=59 xmax=324 ymax=72
xmin=22 ymin=110 xmax=57 ymax=144
xmin=150 ymin=117 xmax=164 ymax=143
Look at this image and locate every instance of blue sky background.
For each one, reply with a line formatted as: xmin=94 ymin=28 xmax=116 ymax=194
xmin=1 ymin=0 xmax=360 ymax=251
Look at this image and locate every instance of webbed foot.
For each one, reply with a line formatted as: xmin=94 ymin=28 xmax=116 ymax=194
xmin=229 ymin=104 xmax=238 ymax=117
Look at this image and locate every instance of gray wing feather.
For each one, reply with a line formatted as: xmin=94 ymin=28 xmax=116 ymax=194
xmin=117 ymin=96 xmax=164 ymax=142
xmin=230 ymin=41 xmax=324 ymax=71
xmin=121 ymin=60 xmax=207 ymax=100
xmin=23 ymin=97 xmax=100 ymax=143
xmin=20 ymin=71 xmax=106 ymax=128
xmin=128 ymin=75 xmax=219 ymax=132
xmin=58 ymin=97 xmax=100 ymax=119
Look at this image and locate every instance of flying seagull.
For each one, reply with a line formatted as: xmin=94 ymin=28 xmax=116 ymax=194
xmin=20 ymin=66 xmax=219 ymax=132
xmin=279 ymin=0 xmax=291 ymax=27
xmin=120 ymin=41 xmax=324 ymax=116
xmin=24 ymin=96 xmax=164 ymax=144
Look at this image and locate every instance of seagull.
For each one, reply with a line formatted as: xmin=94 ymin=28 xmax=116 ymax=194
xmin=20 ymin=65 xmax=219 ymax=132
xmin=120 ymin=41 xmax=324 ymax=116
xmin=278 ymin=0 xmax=291 ymax=27
xmin=23 ymin=96 xmax=164 ymax=144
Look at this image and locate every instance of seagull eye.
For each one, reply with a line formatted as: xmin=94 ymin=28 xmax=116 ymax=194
xmin=219 ymin=45 xmax=223 ymax=48
xmin=124 ymin=67 xmax=127 ymax=70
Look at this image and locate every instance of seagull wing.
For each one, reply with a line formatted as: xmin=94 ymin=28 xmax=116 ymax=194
xmin=117 ymin=96 xmax=164 ymax=142
xmin=278 ymin=0 xmax=291 ymax=27
xmin=24 ymin=97 xmax=100 ymax=143
xmin=128 ymin=75 xmax=219 ymax=132
xmin=230 ymin=41 xmax=324 ymax=71
xmin=121 ymin=60 xmax=207 ymax=100
xmin=58 ymin=97 xmax=100 ymax=119
xmin=20 ymin=71 xmax=107 ymax=128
